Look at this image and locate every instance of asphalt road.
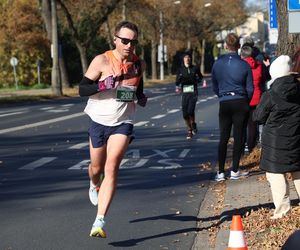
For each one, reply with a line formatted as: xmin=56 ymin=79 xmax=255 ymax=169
xmin=0 ymin=82 xmax=219 ymax=250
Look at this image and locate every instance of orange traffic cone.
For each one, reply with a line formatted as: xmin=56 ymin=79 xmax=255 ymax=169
xmin=202 ymin=79 xmax=207 ymax=88
xmin=228 ymin=215 xmax=248 ymax=250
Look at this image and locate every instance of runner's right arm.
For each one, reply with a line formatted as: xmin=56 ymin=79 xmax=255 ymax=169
xmin=79 ymin=55 xmax=106 ymax=97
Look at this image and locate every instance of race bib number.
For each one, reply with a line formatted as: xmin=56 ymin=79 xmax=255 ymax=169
xmin=116 ymin=86 xmax=136 ymax=102
xmin=183 ymin=85 xmax=194 ymax=93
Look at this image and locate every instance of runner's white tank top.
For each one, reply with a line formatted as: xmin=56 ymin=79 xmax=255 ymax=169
xmin=84 ymin=50 xmax=142 ymax=126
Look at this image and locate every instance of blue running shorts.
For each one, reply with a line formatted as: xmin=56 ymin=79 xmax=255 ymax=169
xmin=88 ymin=120 xmax=134 ymax=148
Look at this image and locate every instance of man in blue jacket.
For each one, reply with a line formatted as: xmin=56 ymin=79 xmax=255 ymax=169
xmin=212 ymin=32 xmax=253 ymax=181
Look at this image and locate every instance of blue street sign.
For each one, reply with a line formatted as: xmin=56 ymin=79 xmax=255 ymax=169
xmin=269 ymin=0 xmax=278 ymax=29
xmin=288 ymin=0 xmax=300 ymax=11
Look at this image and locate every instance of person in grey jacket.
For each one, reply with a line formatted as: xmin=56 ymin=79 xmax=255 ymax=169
xmin=253 ymin=55 xmax=300 ymax=219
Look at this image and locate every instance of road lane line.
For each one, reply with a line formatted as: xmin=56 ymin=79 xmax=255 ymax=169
xmin=19 ymin=157 xmax=57 ymax=170
xmin=134 ymin=121 xmax=149 ymax=126
xmin=151 ymin=114 xmax=166 ymax=119
xmin=69 ymin=142 xmax=89 ymax=149
xmin=47 ymin=109 xmax=69 ymax=113
xmin=0 ymin=112 xmax=85 ymax=135
xmin=40 ymin=107 xmax=55 ymax=110
xmin=0 ymin=111 xmax=24 ymax=118
xmin=167 ymin=109 xmax=180 ymax=113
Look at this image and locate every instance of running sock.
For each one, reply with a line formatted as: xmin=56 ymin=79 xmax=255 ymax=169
xmin=93 ymin=215 xmax=106 ymax=228
xmin=90 ymin=180 xmax=97 ymax=188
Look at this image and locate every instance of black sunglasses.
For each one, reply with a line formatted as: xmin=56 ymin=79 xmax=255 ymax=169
xmin=115 ymin=35 xmax=138 ymax=46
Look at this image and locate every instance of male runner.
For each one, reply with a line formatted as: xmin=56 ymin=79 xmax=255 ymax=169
xmin=175 ymin=52 xmax=203 ymax=139
xmin=79 ymin=21 xmax=147 ymax=238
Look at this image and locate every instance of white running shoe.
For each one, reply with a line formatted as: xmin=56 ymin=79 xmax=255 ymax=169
xmin=215 ymin=171 xmax=225 ymax=182
xmin=89 ymin=182 xmax=98 ymax=206
xmin=230 ymin=170 xmax=249 ymax=180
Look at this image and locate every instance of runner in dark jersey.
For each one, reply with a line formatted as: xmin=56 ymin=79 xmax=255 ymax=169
xmin=175 ymin=52 xmax=203 ymax=139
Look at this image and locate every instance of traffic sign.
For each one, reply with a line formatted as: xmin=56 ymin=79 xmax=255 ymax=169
xmin=10 ymin=57 xmax=18 ymax=66
xmin=288 ymin=0 xmax=300 ymax=11
xmin=269 ymin=0 xmax=278 ymax=29
xmin=289 ymin=12 xmax=300 ymax=33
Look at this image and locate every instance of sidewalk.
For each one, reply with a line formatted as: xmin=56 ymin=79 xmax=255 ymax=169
xmin=192 ymin=163 xmax=299 ymax=249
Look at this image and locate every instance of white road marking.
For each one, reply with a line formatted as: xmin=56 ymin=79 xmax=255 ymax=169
xmin=0 ymin=112 xmax=85 ymax=135
xmin=69 ymin=142 xmax=89 ymax=149
xmin=0 ymin=111 xmax=24 ymax=118
xmin=61 ymin=104 xmax=74 ymax=107
xmin=47 ymin=109 xmax=69 ymax=113
xmin=151 ymin=114 xmax=166 ymax=119
xmin=40 ymin=107 xmax=55 ymax=110
xmin=0 ymin=108 xmax=28 ymax=114
xmin=167 ymin=109 xmax=180 ymax=113
xmin=149 ymin=159 xmax=184 ymax=169
xmin=19 ymin=157 xmax=57 ymax=170
xmin=69 ymin=159 xmax=90 ymax=170
xmin=134 ymin=121 xmax=149 ymax=126
xmin=178 ymin=149 xmax=190 ymax=158
xmin=207 ymin=96 xmax=216 ymax=100
xmin=120 ymin=158 xmax=149 ymax=169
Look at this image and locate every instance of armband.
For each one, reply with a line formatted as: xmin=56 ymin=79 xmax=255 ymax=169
xmin=79 ymin=76 xmax=98 ymax=97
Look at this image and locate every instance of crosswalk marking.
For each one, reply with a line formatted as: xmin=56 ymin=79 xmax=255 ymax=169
xmin=19 ymin=157 xmax=57 ymax=170
xmin=69 ymin=160 xmax=90 ymax=170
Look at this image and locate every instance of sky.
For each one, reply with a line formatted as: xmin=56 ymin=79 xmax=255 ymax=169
xmin=246 ymin=0 xmax=268 ymax=9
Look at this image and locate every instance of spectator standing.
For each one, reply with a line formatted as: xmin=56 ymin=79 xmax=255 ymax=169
xmin=240 ymin=45 xmax=264 ymax=152
xmin=212 ymin=33 xmax=253 ymax=181
xmin=253 ymin=55 xmax=300 ymax=219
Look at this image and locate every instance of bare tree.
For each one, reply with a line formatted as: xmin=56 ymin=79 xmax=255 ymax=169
xmin=57 ymin=0 xmax=121 ymax=73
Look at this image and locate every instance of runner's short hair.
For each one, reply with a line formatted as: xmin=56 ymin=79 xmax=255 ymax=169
xmin=115 ymin=21 xmax=139 ymax=37
xmin=225 ymin=33 xmax=240 ymax=50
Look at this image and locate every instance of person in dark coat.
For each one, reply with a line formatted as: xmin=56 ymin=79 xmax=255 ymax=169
xmin=253 ymin=55 xmax=300 ymax=219
xmin=282 ymin=230 xmax=300 ymax=250
xmin=212 ymin=33 xmax=253 ymax=181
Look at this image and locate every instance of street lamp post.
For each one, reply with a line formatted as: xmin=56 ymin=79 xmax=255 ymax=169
xmin=158 ymin=1 xmax=180 ymax=80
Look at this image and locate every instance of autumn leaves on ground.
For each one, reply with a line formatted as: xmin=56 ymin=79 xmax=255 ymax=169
xmin=199 ymin=147 xmax=300 ymax=249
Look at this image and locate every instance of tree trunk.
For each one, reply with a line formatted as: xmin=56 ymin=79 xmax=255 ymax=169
xmin=41 ymin=0 xmax=52 ymax=40
xmin=105 ymin=21 xmax=114 ymax=50
xmin=51 ymin=0 xmax=62 ymax=96
xmin=276 ymin=0 xmax=300 ymax=56
xmin=41 ymin=0 xmax=69 ymax=88
xmin=59 ymin=55 xmax=70 ymax=88
xmin=151 ymin=39 xmax=157 ymax=80
xmin=76 ymin=41 xmax=88 ymax=73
